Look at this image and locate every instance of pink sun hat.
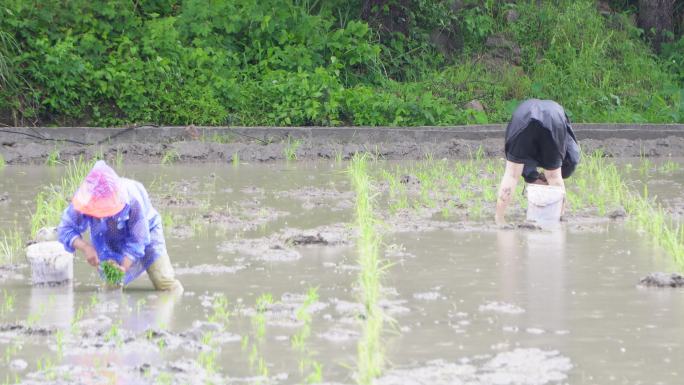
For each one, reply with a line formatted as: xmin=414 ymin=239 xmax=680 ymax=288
xmin=72 ymin=161 xmax=126 ymax=218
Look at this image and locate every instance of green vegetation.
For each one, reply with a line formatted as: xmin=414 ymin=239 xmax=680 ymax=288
xmin=0 ymin=153 xmax=5 ymax=169
xmin=292 ymin=287 xmax=323 ymax=384
xmin=568 ymin=151 xmax=684 ymax=269
xmin=0 ymin=229 xmax=22 ymax=265
xmin=0 ymin=0 xmax=682 ymax=127
xmin=45 ymin=148 xmax=60 ymax=166
xmin=31 ymin=157 xmax=91 ymax=237
xmin=161 ymin=148 xmax=180 ymax=165
xmin=101 ymin=260 xmax=124 ymax=286
xmin=349 ymin=153 xmax=385 ymax=384
xmin=283 ymin=137 xmax=302 ymax=161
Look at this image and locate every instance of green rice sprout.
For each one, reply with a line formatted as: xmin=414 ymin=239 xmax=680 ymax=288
xmin=45 ymin=148 xmax=61 ymax=166
xmin=349 ymin=153 xmax=385 ymax=384
xmin=0 ymin=153 xmax=5 ymax=169
xmin=31 ymin=157 xmax=91 ymax=237
xmin=161 ymin=148 xmax=180 ymax=165
xmin=101 ymin=261 xmax=124 ymax=286
xmin=232 ymin=152 xmax=240 ymax=167
xmin=569 ymin=150 xmax=684 ymax=269
xmin=283 ymin=137 xmax=302 ymax=161
xmin=0 ymin=229 xmax=22 ymax=265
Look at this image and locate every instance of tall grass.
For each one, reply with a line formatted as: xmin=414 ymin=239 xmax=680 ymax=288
xmin=31 ymin=157 xmax=91 ymax=237
xmin=349 ymin=153 xmax=385 ymax=384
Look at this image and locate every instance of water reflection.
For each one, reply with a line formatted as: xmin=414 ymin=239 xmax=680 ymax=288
xmin=29 ymin=283 xmax=74 ymax=328
xmin=497 ymin=228 xmax=566 ymax=330
xmin=28 ymin=284 xmax=181 ymax=333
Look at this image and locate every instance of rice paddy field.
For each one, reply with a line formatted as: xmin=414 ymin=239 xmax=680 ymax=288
xmin=1 ymin=153 xmax=684 ymax=385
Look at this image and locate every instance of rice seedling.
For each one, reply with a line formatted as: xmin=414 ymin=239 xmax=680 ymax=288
xmin=253 ymin=293 xmax=273 ymax=341
xmin=198 ymin=332 xmax=217 ymax=373
xmin=101 ymin=261 xmax=124 ymax=286
xmin=93 ymin=147 xmax=105 ymax=161
xmin=31 ymin=156 xmax=91 ymax=237
xmin=45 ymin=148 xmax=61 ymax=166
xmin=283 ymin=137 xmax=302 ymax=161
xmin=114 ymin=150 xmax=124 ymax=167
xmin=349 ymin=153 xmax=385 ymax=385
xmin=89 ymin=294 xmax=99 ymax=309
xmin=232 ymin=152 xmax=240 ymax=167
xmin=155 ymin=372 xmax=173 ymax=385
xmin=0 ymin=153 xmax=5 ymax=169
xmin=161 ymin=148 xmax=180 ymax=165
xmin=204 ymin=132 xmax=235 ymax=144
xmin=659 ymin=159 xmax=680 ymax=174
xmin=136 ymin=298 xmax=147 ymax=313
xmin=0 ymin=229 xmax=22 ymax=265
xmin=291 ymin=288 xmax=322 ymax=381
xmin=55 ymin=330 xmax=64 ymax=358
xmin=334 ymin=149 xmax=344 ymax=165
xmin=1 ymin=290 xmax=14 ymax=316
xmin=161 ymin=212 xmax=175 ymax=230
xmin=207 ymin=294 xmax=231 ymax=325
xmin=570 ymin=151 xmax=684 ymax=269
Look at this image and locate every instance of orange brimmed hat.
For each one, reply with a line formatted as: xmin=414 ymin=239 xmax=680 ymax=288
xmin=72 ymin=161 xmax=125 ymax=218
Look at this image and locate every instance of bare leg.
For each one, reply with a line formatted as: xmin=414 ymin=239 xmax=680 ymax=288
xmin=496 ymin=161 xmax=524 ymax=225
xmin=545 ymin=167 xmax=566 ymax=215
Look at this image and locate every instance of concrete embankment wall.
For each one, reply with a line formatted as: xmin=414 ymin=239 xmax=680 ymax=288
xmin=2 ymin=124 xmax=684 ymax=164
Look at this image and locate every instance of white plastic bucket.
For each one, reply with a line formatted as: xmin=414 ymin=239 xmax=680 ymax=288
xmin=526 ymin=184 xmax=565 ymax=223
xmin=25 ymin=241 xmax=74 ymax=285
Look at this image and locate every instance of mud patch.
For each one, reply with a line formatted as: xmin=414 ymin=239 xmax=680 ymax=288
xmin=280 ymin=223 xmax=353 ymax=246
xmin=0 ymin=322 xmax=55 ymax=337
xmin=219 ymin=238 xmax=301 ymax=262
xmin=240 ymin=292 xmax=329 ymax=328
xmin=276 ymin=187 xmax=354 ymax=211
xmin=638 ymin=272 xmax=684 ymax=288
xmin=0 ymin=264 xmax=26 ymax=281
xmin=202 ymin=206 xmax=289 ymax=232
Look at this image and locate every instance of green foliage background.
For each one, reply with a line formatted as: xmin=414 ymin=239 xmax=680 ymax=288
xmin=0 ymin=0 xmax=682 ymax=126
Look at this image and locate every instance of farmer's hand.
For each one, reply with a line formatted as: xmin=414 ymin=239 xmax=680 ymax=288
xmin=83 ymin=245 xmax=99 ymax=267
xmin=121 ymin=257 xmax=133 ymax=272
xmin=73 ymin=238 xmax=99 ymax=267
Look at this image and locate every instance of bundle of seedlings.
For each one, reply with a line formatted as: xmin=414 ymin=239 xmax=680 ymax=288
xmin=101 ymin=260 xmax=124 ymax=289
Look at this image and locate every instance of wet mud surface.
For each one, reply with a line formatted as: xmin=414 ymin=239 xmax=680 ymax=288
xmin=1 ymin=161 xmax=684 ymax=384
xmin=4 ymin=135 xmax=684 ymax=165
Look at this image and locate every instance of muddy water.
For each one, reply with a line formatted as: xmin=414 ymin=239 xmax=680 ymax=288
xmin=0 ymin=161 xmax=683 ymax=385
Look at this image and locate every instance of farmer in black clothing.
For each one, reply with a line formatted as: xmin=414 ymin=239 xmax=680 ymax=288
xmin=495 ymin=99 xmax=580 ymax=225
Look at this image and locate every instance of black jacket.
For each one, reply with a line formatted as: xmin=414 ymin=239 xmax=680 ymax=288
xmin=504 ymin=99 xmax=580 ymax=181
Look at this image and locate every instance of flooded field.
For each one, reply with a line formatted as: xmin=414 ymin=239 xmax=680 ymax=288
xmin=1 ymin=158 xmax=684 ymax=385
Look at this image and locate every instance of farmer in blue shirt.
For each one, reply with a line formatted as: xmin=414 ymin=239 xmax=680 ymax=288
xmin=57 ymin=161 xmax=183 ymax=291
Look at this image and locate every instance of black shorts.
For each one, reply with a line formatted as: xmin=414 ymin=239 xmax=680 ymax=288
xmin=505 ymin=121 xmax=562 ymax=170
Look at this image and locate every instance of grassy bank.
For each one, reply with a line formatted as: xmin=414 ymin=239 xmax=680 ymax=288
xmin=0 ymin=0 xmax=682 ymax=127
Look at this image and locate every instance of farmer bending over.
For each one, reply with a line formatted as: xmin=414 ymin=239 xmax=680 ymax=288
xmin=57 ymin=160 xmax=183 ymax=291
xmin=495 ymin=99 xmax=580 ymax=225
